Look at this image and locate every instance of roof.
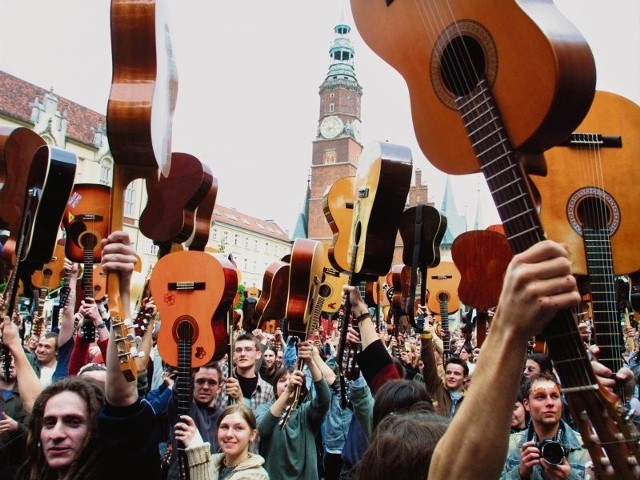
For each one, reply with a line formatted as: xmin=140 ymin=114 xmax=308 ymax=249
xmin=212 ymin=204 xmax=290 ymax=242
xmin=0 ymin=70 xmax=104 ymax=146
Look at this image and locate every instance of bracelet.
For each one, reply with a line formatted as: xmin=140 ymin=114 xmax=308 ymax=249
xmin=95 ymin=322 xmax=107 ymax=329
xmin=421 ymin=332 xmax=432 ymax=340
xmin=355 ymin=312 xmax=370 ymax=323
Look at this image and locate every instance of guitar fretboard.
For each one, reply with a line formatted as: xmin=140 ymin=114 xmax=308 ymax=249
xmin=456 ymin=78 xmax=595 ymax=390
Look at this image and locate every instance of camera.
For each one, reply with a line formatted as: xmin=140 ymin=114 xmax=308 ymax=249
xmin=536 ymin=439 xmax=566 ymax=466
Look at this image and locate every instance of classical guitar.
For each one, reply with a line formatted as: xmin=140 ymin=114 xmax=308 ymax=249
xmin=20 ymin=145 xmax=77 ymax=271
xmin=151 ymin=250 xmax=237 ymax=480
xmin=30 ymin=240 xmax=67 ymax=338
xmin=255 ymin=259 xmax=290 ymax=329
xmin=529 ymin=91 xmax=640 ymax=402
xmin=350 ymin=2 xmax=640 ymax=476
xmin=106 ymin=0 xmax=178 ymax=381
xmin=451 ymin=229 xmax=512 ymax=347
xmin=349 ymin=0 xmax=595 ymax=176
xmin=529 ymin=91 xmax=640 ymax=276
xmin=398 ymin=204 xmax=447 ymax=325
xmin=280 ymin=238 xmax=330 ymax=428
xmin=323 ymin=176 xmax=356 ymax=273
xmin=139 ymin=152 xmax=216 ymax=245
xmin=0 ymin=126 xmax=46 ymax=236
xmin=336 ymin=140 xmax=413 ymax=407
xmin=426 ymin=261 xmax=461 ymax=361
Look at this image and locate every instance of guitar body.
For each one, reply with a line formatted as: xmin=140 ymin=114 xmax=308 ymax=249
xmin=107 ymin=0 xmax=179 ymax=381
xmin=21 ymin=145 xmax=77 ymax=270
xmin=285 ymin=239 xmax=327 ymax=339
xmin=350 ymin=0 xmax=595 ymax=174
xmin=426 ymin=261 xmax=461 ymax=316
xmin=398 ymin=204 xmax=447 ymax=269
xmin=140 ymin=152 xmax=215 ymax=243
xmin=31 ymin=240 xmax=66 ymax=291
xmin=185 ymin=174 xmax=218 ymax=251
xmin=451 ymin=229 xmax=512 ymax=311
xmin=255 ymin=260 xmax=290 ymax=324
xmin=151 ymin=250 xmax=238 ymax=368
xmin=323 ymin=176 xmax=356 ymax=273
xmin=63 ymin=184 xmax=111 ymax=263
xmin=349 ymin=141 xmax=413 ymax=276
xmin=321 ymin=266 xmax=347 ymax=315
xmin=0 ymin=126 xmax=46 ymax=235
xmin=529 ymin=91 xmax=640 ymax=275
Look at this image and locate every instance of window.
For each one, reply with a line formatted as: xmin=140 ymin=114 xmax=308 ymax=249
xmin=244 ymin=236 xmax=249 ymax=248
xmin=100 ymin=159 xmax=112 ymax=185
xmin=254 ymin=240 xmax=258 ymax=251
xmin=124 ymin=184 xmax=134 ymax=216
xmin=234 ymin=234 xmax=239 ymax=246
xmin=212 ymin=229 xmax=218 ymax=241
xmin=223 ymin=231 xmax=229 ymax=244
xmin=329 ymin=104 xmax=335 ymax=113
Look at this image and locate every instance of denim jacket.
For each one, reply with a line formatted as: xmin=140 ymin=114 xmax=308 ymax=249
xmin=500 ymin=420 xmax=588 ymax=479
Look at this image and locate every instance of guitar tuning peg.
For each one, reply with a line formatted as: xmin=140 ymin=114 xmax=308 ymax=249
xmin=135 ymin=351 xmax=145 ymax=359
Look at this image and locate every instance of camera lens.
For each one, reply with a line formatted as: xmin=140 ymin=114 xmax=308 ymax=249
xmin=540 ymin=440 xmax=565 ymax=466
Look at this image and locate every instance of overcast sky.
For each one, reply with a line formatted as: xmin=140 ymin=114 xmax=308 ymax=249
xmin=1 ymin=0 xmax=638 ymax=234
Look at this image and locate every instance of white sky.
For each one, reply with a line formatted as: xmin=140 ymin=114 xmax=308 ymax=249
xmin=1 ymin=0 xmax=638 ymax=234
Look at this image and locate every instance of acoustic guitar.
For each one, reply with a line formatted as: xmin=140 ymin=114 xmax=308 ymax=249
xmin=349 ymin=0 xmax=595 ymax=176
xmin=529 ymin=91 xmax=640 ymax=401
xmin=323 ymin=176 xmax=356 ymax=273
xmin=106 ymin=0 xmax=178 ymax=381
xmin=255 ymin=259 xmax=290 ymax=329
xmin=280 ymin=238 xmax=330 ymax=428
xmin=0 ymin=126 xmax=46 ymax=236
xmin=398 ymin=204 xmax=447 ymax=324
xmin=336 ymin=140 xmax=413 ymax=407
xmin=151 ymin=250 xmax=237 ymax=479
xmin=426 ymin=261 xmax=461 ymax=362
xmin=349 ymin=2 xmax=640 ymax=476
xmin=139 ymin=152 xmax=215 ymax=245
xmin=451 ymin=229 xmax=512 ymax=347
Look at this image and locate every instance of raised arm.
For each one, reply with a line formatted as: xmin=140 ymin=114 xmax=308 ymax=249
xmin=101 ymin=230 xmax=138 ymax=407
xmin=1 ymin=315 xmax=42 ymax=413
xmin=429 ymin=240 xmax=581 ymax=480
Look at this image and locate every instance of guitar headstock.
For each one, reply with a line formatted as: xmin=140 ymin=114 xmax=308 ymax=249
xmin=110 ymin=314 xmax=141 ymax=383
xmin=566 ymin=383 xmax=640 ymax=479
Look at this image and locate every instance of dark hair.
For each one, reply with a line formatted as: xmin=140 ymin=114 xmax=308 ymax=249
xmin=197 ymin=361 xmax=223 ymax=379
xmin=17 ymin=377 xmax=104 ymax=480
xmin=526 ymin=352 xmax=554 ymax=375
xmin=353 ymin=410 xmax=450 ymax=480
xmin=273 ymin=366 xmax=308 ymax=401
xmin=521 ymin=372 xmax=561 ymax=400
xmin=445 ymin=356 xmax=469 ymax=377
xmin=42 ymin=331 xmax=59 ymax=350
xmin=372 ymin=379 xmax=434 ymax=431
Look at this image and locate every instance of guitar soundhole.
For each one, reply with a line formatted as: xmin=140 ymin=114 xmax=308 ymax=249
xmin=577 ymin=196 xmax=610 ymax=230
xmin=437 ymin=291 xmax=449 ymax=302
xmin=79 ymin=231 xmax=98 ymax=250
xmin=173 ymin=315 xmax=197 ymax=343
xmin=567 ymin=187 xmax=620 ymax=236
xmin=441 ymin=35 xmax=484 ymax=97
xmin=432 ymin=21 xmax=498 ymax=109
xmin=319 ymin=284 xmax=332 ymax=299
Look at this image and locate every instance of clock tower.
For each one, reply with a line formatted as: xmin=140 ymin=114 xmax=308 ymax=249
xmin=307 ymin=20 xmax=363 ymax=241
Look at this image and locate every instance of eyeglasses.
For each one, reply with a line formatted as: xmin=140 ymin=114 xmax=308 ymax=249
xmin=234 ymin=346 xmax=256 ymax=354
xmin=195 ymin=379 xmax=219 ymax=386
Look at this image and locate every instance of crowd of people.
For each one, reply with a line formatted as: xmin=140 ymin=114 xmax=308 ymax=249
xmin=0 ymin=232 xmax=638 ymax=479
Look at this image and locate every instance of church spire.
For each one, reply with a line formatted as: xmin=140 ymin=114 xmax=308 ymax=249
xmin=440 ymin=175 xmax=467 ymax=246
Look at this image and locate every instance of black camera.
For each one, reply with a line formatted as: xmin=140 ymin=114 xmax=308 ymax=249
xmin=537 ymin=439 xmax=566 ymax=466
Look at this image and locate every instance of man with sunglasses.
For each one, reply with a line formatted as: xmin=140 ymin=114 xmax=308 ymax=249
xmin=165 ymin=362 xmax=224 ymax=480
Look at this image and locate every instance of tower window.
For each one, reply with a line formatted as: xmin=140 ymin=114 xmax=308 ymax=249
xmin=329 ymin=104 xmax=335 ymax=113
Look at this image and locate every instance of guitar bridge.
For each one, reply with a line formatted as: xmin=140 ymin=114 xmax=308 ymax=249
xmin=169 ymin=282 xmax=206 ymax=291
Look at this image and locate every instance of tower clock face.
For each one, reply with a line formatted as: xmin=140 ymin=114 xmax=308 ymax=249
xmin=320 ymin=115 xmax=344 ymax=139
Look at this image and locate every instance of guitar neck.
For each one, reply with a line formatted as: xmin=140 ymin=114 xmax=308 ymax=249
xmin=457 ymin=79 xmax=597 ymax=389
xmin=583 ymin=228 xmax=626 ymax=392
xmin=439 ymin=299 xmax=450 ymax=363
